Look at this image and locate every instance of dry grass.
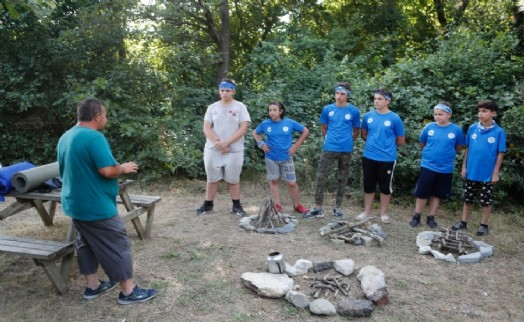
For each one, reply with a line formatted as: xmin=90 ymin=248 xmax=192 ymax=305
xmin=0 ymin=179 xmax=523 ymax=322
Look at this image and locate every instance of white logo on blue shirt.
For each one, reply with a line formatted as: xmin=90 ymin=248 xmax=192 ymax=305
xmin=345 ymin=114 xmax=351 ymax=120
xmin=488 ymin=137 xmax=496 ymax=143
xmin=448 ymin=133 xmax=455 ymax=139
xmin=329 ymin=111 xmax=335 ymax=117
xmin=283 ymin=126 xmax=289 ymax=132
xmin=472 ymin=133 xmax=477 ymax=140
xmin=367 ymin=118 xmax=374 ymax=123
xmin=384 ymin=120 xmax=391 ymax=127
xmin=428 ymin=130 xmax=435 ymax=136
xmin=267 ymin=127 xmax=272 ymax=133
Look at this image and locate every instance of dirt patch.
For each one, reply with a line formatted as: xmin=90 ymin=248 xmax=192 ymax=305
xmin=1 ymin=179 xmax=523 ymax=321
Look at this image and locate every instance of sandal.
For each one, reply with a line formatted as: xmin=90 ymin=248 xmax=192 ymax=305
xmin=380 ymin=215 xmax=392 ymax=224
xmin=355 ymin=212 xmax=369 ymax=221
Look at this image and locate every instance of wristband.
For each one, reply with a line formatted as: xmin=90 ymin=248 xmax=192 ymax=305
xmin=257 ymin=141 xmax=265 ymax=147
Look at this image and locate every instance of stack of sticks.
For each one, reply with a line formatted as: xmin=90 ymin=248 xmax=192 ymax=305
xmin=320 ymin=217 xmax=385 ymax=246
xmin=305 ymin=274 xmax=351 ymax=299
xmin=433 ymin=228 xmax=477 ymax=255
xmin=254 ymin=197 xmax=288 ymax=229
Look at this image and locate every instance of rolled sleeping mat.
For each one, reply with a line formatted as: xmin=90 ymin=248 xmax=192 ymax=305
xmin=11 ymin=162 xmax=59 ymax=193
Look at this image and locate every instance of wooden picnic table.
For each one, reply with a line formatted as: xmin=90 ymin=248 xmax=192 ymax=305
xmin=0 ymin=180 xmax=162 ymax=294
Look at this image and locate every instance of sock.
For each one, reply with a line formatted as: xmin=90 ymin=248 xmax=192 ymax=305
xmin=480 ymin=223 xmax=488 ymax=228
xmin=461 ymin=220 xmax=468 ymax=226
xmin=204 ymin=200 xmax=213 ymax=207
xmin=414 ymin=213 xmax=421 ymax=217
xmin=232 ymin=199 xmax=241 ymax=207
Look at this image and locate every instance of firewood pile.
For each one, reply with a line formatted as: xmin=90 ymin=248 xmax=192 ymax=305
xmin=433 ymin=228 xmax=477 ymax=255
xmin=254 ymin=197 xmax=294 ymax=230
xmin=319 ymin=217 xmax=385 ymax=246
xmin=305 ymin=274 xmax=351 ymax=299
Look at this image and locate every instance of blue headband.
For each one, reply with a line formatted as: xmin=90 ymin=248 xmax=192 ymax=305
xmin=219 ymin=81 xmax=236 ymax=90
xmin=374 ymin=90 xmax=392 ymax=100
xmin=335 ymin=86 xmax=350 ymax=97
xmin=434 ymin=103 xmax=452 ymax=114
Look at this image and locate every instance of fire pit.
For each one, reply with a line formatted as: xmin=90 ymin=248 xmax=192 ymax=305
xmin=239 ymin=197 xmax=298 ymax=234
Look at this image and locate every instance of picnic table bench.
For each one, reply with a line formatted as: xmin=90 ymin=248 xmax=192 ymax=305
xmin=0 ymin=180 xmax=162 ymax=294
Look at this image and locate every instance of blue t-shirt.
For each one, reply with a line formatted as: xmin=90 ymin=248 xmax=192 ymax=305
xmin=57 ymin=126 xmax=119 ymax=221
xmin=419 ymin=122 xmax=465 ymax=173
xmin=465 ymin=122 xmax=506 ymax=182
xmin=362 ymin=110 xmax=405 ymax=162
xmin=255 ymin=118 xmax=305 ymax=161
xmin=320 ymin=103 xmax=361 ymax=152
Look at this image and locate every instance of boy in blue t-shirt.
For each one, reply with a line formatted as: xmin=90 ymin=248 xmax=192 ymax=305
xmin=452 ymin=100 xmax=506 ymax=236
xmin=356 ymin=88 xmax=405 ymax=224
xmin=305 ymin=82 xmax=361 ymax=219
xmin=253 ymin=101 xmax=309 ymax=214
xmin=409 ymin=101 xmax=465 ymax=228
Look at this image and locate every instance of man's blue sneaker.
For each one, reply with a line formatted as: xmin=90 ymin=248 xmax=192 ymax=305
xmin=303 ymin=208 xmax=325 ymax=219
xmin=83 ymin=280 xmax=117 ymax=300
xmin=118 ymin=285 xmax=158 ymax=305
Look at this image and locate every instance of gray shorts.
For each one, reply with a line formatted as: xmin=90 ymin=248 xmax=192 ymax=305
xmin=265 ymin=158 xmax=296 ymax=182
xmin=73 ymin=216 xmax=133 ymax=282
xmin=204 ymin=148 xmax=244 ymax=183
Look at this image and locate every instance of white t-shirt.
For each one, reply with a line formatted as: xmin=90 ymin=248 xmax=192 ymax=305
xmin=204 ymin=100 xmax=251 ymax=153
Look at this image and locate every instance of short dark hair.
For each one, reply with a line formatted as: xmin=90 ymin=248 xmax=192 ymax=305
xmin=268 ymin=101 xmax=286 ymax=118
xmin=438 ymin=100 xmax=452 ymax=108
xmin=77 ymin=98 xmax=105 ymax=122
xmin=477 ymin=99 xmax=498 ymax=112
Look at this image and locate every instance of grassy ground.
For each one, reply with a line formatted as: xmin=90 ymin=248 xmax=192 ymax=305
xmin=0 ymin=179 xmax=523 ymax=322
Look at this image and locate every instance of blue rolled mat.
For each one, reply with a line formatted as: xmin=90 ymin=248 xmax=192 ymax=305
xmin=0 ymin=161 xmax=35 ymax=202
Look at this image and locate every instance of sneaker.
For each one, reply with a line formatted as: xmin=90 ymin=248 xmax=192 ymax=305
xmin=476 ymin=225 xmax=489 ymax=236
xmin=293 ymin=204 xmax=309 ymax=214
xmin=303 ymin=208 xmax=325 ymax=219
xmin=83 ymin=280 xmax=117 ymax=300
xmin=355 ymin=212 xmax=369 ymax=221
xmin=275 ymin=203 xmax=283 ymax=213
xmin=232 ymin=204 xmax=247 ymax=217
xmin=196 ymin=203 xmax=213 ymax=216
xmin=426 ymin=216 xmax=437 ymax=229
xmin=118 ymin=285 xmax=157 ymax=305
xmin=451 ymin=221 xmax=467 ymax=231
xmin=333 ymin=207 xmax=345 ymax=218
xmin=409 ymin=214 xmax=421 ymax=227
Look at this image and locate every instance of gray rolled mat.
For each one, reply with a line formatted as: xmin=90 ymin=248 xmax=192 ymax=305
xmin=11 ymin=162 xmax=59 ymax=193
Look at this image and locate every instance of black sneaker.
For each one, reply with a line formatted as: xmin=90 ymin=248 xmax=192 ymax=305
xmin=303 ymin=208 xmax=325 ymax=219
xmin=83 ymin=280 xmax=117 ymax=300
xmin=409 ymin=214 xmax=421 ymax=227
xmin=196 ymin=203 xmax=213 ymax=216
xmin=118 ymin=285 xmax=157 ymax=305
xmin=476 ymin=225 xmax=489 ymax=236
xmin=232 ymin=204 xmax=247 ymax=217
xmin=426 ymin=216 xmax=437 ymax=229
xmin=333 ymin=207 xmax=345 ymax=218
xmin=451 ymin=221 xmax=467 ymax=231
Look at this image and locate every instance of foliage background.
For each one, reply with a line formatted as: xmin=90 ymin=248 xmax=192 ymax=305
xmin=1 ymin=0 xmax=523 ymax=204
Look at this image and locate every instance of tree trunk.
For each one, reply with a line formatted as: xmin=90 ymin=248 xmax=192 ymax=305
xmin=217 ymin=0 xmax=230 ymax=82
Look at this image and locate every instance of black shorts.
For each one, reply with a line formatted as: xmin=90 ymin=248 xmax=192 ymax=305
xmin=414 ymin=167 xmax=453 ymax=199
xmin=463 ymin=179 xmax=494 ymax=207
xmin=362 ymin=156 xmax=396 ymax=194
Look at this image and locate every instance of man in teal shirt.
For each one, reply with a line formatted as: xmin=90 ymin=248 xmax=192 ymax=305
xmin=58 ymin=98 xmax=156 ymax=304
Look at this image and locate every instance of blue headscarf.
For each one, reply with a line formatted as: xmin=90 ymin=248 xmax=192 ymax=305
xmin=219 ymin=81 xmax=236 ymax=90
xmin=434 ymin=103 xmax=452 ymax=114
xmin=335 ymin=86 xmax=350 ymax=97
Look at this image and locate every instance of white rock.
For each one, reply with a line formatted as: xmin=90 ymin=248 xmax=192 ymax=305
xmin=334 ymin=259 xmax=355 ymax=276
xmin=293 ymin=259 xmax=313 ymax=275
xmin=285 ymin=262 xmax=298 ymax=277
xmin=418 ymin=245 xmax=432 ymax=254
xmin=285 ymin=290 xmax=309 ymax=308
xmin=309 ymin=298 xmax=337 ymax=315
xmin=357 ymin=266 xmax=385 ymax=280
xmin=458 ymin=252 xmax=482 ymax=264
xmin=430 ymin=249 xmax=446 ymax=260
xmin=444 ymin=253 xmax=457 ymax=263
xmin=416 ymin=231 xmax=435 ymax=247
xmin=241 ymin=272 xmax=294 ymax=298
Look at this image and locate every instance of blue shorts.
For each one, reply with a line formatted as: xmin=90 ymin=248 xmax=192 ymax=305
xmin=414 ymin=167 xmax=452 ymax=199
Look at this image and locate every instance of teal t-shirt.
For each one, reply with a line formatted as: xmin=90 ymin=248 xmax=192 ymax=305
xmin=57 ymin=126 xmax=119 ymax=221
